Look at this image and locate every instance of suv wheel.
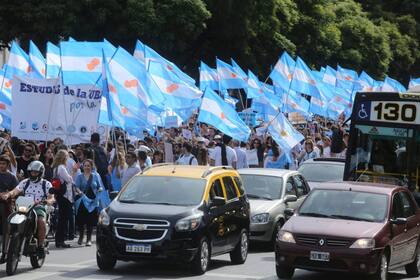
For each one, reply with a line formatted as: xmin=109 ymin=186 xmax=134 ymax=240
xmin=371 ymin=253 xmax=388 ymax=280
xmin=405 ymin=243 xmax=420 ymax=277
xmin=96 ymin=250 xmax=116 ymax=271
xmin=191 ymin=237 xmax=210 ymax=275
xmin=230 ymin=229 xmax=249 ymax=264
xmin=276 ymin=264 xmax=294 ymax=279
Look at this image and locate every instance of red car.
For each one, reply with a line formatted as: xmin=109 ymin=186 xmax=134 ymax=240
xmin=275 ymin=182 xmax=420 ymax=280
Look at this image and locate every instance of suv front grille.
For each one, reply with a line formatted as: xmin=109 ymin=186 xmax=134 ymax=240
xmin=114 ymin=218 xmax=170 ymax=242
xmin=295 ymin=235 xmax=352 ymax=248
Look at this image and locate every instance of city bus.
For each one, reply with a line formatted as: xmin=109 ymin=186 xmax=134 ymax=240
xmin=344 ymin=90 xmax=420 ymax=192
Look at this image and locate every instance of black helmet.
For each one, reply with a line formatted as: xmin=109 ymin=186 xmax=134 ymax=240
xmin=27 ymin=161 xmax=45 ymax=182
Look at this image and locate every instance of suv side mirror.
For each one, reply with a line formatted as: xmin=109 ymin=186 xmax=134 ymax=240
xmin=390 ymin=217 xmax=407 ymax=225
xmin=284 ymin=195 xmax=297 ymax=204
xmin=210 ymin=196 xmax=226 ymax=207
xmin=284 ymin=208 xmax=295 ymax=217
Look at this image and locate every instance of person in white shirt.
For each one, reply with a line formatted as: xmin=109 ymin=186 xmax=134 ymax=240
xmin=176 ymin=142 xmax=198 ymax=165
xmin=232 ymin=140 xmax=248 ymax=169
xmin=322 ymin=136 xmax=332 ymax=158
xmin=121 ymin=151 xmax=141 ymax=186
xmin=209 ymin=135 xmax=237 ymax=168
xmin=52 ymin=150 xmax=78 ymax=248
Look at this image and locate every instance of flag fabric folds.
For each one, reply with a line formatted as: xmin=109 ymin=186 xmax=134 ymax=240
xmin=46 ymin=42 xmax=61 ymax=79
xmin=199 ymin=61 xmax=219 ymax=91
xmin=198 ymin=88 xmax=250 ymax=142
xmin=269 ymin=51 xmax=295 ymax=92
xmin=216 ymin=59 xmax=248 ymax=90
xmin=60 ymin=41 xmax=116 ymax=85
xmin=290 ymin=57 xmax=320 ymax=98
xmin=409 ymin=78 xmax=420 ymax=89
xmin=381 ymin=76 xmax=406 ymax=92
xmin=29 ymin=41 xmax=46 ymax=78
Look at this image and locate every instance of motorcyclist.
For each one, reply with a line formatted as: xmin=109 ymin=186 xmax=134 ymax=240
xmin=0 ymin=161 xmax=55 ymax=258
xmin=0 ymin=155 xmax=19 ymax=263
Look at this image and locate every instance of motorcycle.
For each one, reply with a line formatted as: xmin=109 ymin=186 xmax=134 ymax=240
xmin=5 ymin=196 xmax=50 ymax=275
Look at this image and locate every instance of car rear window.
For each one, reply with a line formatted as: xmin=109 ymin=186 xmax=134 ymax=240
xmin=119 ymin=176 xmax=206 ymax=206
xmin=240 ymin=174 xmax=283 ymax=200
xmin=299 ymin=189 xmax=388 ymax=223
xmin=298 ymin=163 xmax=344 ymax=182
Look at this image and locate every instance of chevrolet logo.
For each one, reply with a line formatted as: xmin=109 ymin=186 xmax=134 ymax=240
xmin=133 ymin=224 xmax=147 ymax=231
xmin=319 ymin=239 xmax=325 ymax=246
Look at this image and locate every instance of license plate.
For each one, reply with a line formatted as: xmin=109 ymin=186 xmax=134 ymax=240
xmin=310 ymin=251 xmax=330 ymax=262
xmin=126 ymin=244 xmax=152 ymax=253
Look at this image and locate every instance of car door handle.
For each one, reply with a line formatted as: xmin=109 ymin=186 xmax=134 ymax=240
xmin=404 ymin=228 xmax=408 ymax=233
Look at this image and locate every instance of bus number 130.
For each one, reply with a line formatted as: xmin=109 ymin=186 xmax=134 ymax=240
xmin=373 ymin=102 xmax=417 ymax=122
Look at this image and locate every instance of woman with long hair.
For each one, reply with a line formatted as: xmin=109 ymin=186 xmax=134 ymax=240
xmin=52 ymin=150 xmax=77 ymax=248
xmin=109 ymin=149 xmax=126 ymax=192
xmin=39 ymin=148 xmax=54 ymax=181
xmin=74 ymin=159 xmax=103 ymax=246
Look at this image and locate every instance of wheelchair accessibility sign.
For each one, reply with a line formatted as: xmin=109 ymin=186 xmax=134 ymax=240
xmin=356 ymin=102 xmax=371 ymax=121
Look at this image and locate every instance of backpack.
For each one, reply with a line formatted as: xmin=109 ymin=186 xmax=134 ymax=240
xmin=24 ymin=179 xmax=48 ymax=199
xmin=93 ymin=146 xmax=108 ymax=174
xmin=51 ymin=168 xmax=67 ymax=196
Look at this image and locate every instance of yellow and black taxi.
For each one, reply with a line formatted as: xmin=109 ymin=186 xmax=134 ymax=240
xmin=96 ymin=164 xmax=250 ymax=274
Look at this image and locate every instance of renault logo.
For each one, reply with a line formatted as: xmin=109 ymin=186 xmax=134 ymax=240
xmin=319 ymin=239 xmax=325 ymax=246
xmin=133 ymin=224 xmax=147 ymax=231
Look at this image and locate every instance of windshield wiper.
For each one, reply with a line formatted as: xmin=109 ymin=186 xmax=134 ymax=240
xmin=247 ymin=194 xmax=273 ymax=200
xmin=299 ymin=212 xmax=332 ymax=218
xmin=330 ymin=215 xmax=373 ymax=222
xmin=145 ymin=202 xmax=176 ymax=205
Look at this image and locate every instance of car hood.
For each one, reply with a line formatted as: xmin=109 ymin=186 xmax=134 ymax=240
xmin=249 ymin=199 xmax=281 ymax=215
xmin=307 ymin=181 xmax=343 ymax=190
xmin=109 ymin=200 xmax=197 ymax=221
xmin=283 ymin=216 xmax=384 ymax=238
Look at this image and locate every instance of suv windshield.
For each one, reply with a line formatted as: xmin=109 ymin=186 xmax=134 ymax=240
xmin=299 ymin=189 xmax=388 ymax=223
xmin=298 ymin=163 xmax=344 ymax=182
xmin=119 ymin=176 xmax=206 ymax=206
xmin=240 ymin=174 xmax=283 ymax=200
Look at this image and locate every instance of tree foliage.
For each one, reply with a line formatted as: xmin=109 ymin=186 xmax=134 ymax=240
xmin=0 ymin=0 xmax=418 ymax=83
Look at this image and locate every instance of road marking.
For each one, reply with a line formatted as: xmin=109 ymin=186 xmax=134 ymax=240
xmin=206 ymin=272 xmax=268 ymax=279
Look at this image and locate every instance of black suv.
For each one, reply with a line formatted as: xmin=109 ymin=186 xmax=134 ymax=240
xmin=96 ymin=164 xmax=250 ymax=274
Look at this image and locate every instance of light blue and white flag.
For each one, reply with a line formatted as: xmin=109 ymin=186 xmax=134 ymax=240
xmin=199 ymin=61 xmax=219 ymax=91
xmin=216 ymin=58 xmax=248 ymax=90
xmin=46 ymin=42 xmax=61 ymax=79
xmin=60 ymin=41 xmax=116 ymax=85
xmin=409 ymin=78 xmax=420 ymax=90
xmin=381 ymin=76 xmax=406 ymax=92
xmin=144 ymin=45 xmax=195 ymax=86
xmin=269 ymin=51 xmax=295 ymax=92
xmin=29 ymin=41 xmax=46 ymax=78
xmin=198 ymin=88 xmax=250 ymax=142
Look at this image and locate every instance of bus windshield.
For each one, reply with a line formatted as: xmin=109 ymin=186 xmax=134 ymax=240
xmin=345 ymin=92 xmax=420 ymax=191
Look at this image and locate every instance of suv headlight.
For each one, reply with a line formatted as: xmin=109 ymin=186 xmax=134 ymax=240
xmin=175 ymin=213 xmax=203 ymax=232
xmin=251 ymin=213 xmax=270 ymax=224
xmin=350 ymin=238 xmax=375 ymax=249
xmin=277 ymin=230 xmax=296 ymax=243
xmin=98 ymin=209 xmax=110 ymax=226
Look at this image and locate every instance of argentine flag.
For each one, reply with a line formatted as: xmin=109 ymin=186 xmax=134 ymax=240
xmin=198 ymin=88 xmax=250 ymax=142
xmin=216 ymin=59 xmax=247 ymax=90
xmin=381 ymin=76 xmax=406 ymax=92
xmin=60 ymin=41 xmax=116 ymax=85
xmin=29 ymin=41 xmax=46 ymax=78
xmin=46 ymin=42 xmax=61 ymax=79
xmin=270 ymin=51 xmax=295 ymax=92
xmin=199 ymin=61 xmax=219 ymax=91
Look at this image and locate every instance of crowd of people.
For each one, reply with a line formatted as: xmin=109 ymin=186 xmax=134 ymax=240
xmin=0 ymin=114 xmax=349 ymax=260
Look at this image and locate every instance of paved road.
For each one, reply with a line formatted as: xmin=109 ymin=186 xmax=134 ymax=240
xmin=0 ymin=240 xmax=417 ymax=280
